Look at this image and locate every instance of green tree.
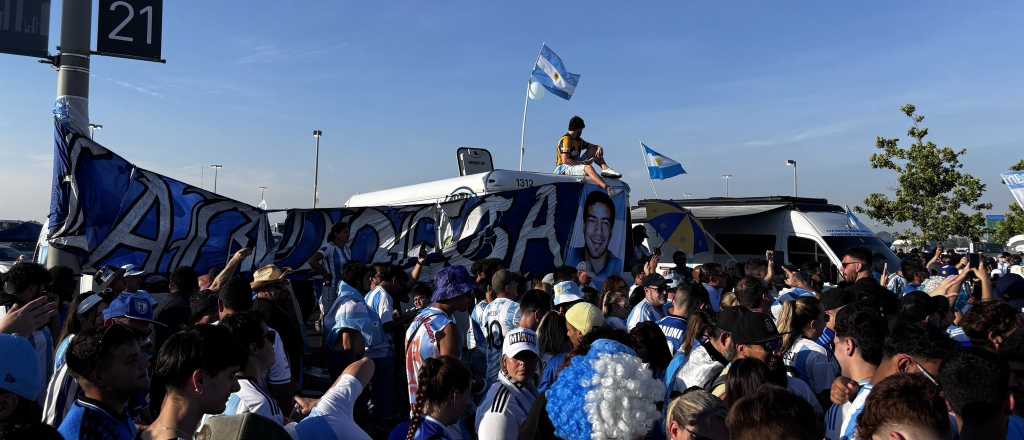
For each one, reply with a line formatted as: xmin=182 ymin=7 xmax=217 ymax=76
xmin=856 ymin=105 xmax=991 ymax=246
xmin=990 ymin=160 xmax=1024 ymax=245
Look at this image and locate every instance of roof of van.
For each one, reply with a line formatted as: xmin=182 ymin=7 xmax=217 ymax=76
xmin=345 ymin=169 xmax=628 ymax=207
xmin=632 ymin=196 xmax=845 ymax=221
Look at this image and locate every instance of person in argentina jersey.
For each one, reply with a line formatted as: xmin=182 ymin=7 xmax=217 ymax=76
xmin=657 ymin=282 xmax=697 ymax=355
xmin=627 ymin=274 xmax=668 ymax=330
xmin=824 ymin=303 xmax=887 ymax=440
xmin=483 ymin=270 xmax=523 ymax=388
xmin=308 ymin=221 xmax=352 ymax=326
xmin=324 ymin=263 xmax=394 ymax=419
xmin=406 ymin=266 xmax=475 ymax=408
xmin=476 ymin=328 xmax=540 ymax=440
xmin=777 ymin=297 xmax=837 ymax=402
xmin=828 ymin=320 xmax=954 ymax=440
xmin=204 ymin=313 xmax=284 ymax=427
xmin=59 ymin=324 xmax=150 ymax=440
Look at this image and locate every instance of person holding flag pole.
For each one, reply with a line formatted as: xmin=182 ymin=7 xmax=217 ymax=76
xmin=640 ymin=142 xmax=687 ymax=196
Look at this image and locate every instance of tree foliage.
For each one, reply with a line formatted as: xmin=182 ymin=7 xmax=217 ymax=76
xmin=990 ymin=160 xmax=1024 ymax=245
xmin=856 ymin=105 xmax=991 ymax=245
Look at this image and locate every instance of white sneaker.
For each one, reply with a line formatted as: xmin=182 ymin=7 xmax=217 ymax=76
xmin=601 ymin=168 xmax=622 ymax=178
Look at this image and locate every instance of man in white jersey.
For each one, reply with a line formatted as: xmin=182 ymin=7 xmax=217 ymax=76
xmin=476 ymin=328 xmax=540 ymax=440
xmin=627 ymin=274 xmax=668 ymax=330
xmin=482 ymin=270 xmax=523 ymax=387
xmin=309 ymin=221 xmax=351 ymax=327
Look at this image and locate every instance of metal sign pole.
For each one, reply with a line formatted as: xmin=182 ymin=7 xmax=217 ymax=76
xmin=47 ymin=0 xmax=92 ymax=271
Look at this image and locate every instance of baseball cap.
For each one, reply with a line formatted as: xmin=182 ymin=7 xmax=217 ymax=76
xmin=642 ymin=273 xmax=668 ymax=289
xmin=716 ymin=307 xmax=780 ymax=346
xmin=542 ymin=273 xmax=556 ymax=286
xmin=76 ymin=292 xmax=105 ymax=315
xmin=565 ymin=302 xmax=604 ymax=334
xmin=0 ymin=334 xmax=41 ymax=400
xmin=502 ymin=328 xmax=539 ymax=359
xmin=820 ymin=287 xmax=858 ymax=311
xmin=102 ymin=291 xmax=164 ymax=326
xmin=120 ymin=264 xmax=145 ymax=277
xmin=553 ymin=281 xmax=584 ymax=306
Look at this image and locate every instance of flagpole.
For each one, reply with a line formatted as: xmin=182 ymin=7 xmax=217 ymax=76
xmin=640 ymin=141 xmax=660 ymax=198
xmin=518 ymin=80 xmax=530 ymax=171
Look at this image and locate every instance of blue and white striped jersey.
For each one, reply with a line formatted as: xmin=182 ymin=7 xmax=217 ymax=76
xmin=627 ymin=299 xmax=664 ymax=331
xmin=482 ymin=298 xmax=522 ymax=385
xmin=365 ymin=286 xmax=395 ymax=325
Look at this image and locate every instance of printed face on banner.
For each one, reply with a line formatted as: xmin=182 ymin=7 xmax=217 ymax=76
xmin=565 ymin=185 xmax=627 ymax=288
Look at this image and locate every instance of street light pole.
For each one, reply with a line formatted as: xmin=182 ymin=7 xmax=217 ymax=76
xmin=785 ymin=160 xmax=798 ymax=197
xmin=209 ymin=164 xmax=223 ymax=193
xmin=88 ymin=123 xmax=102 ymax=139
xmin=312 ymin=130 xmax=322 ymax=208
xmin=258 ymin=186 xmax=267 ymax=202
xmin=721 ymin=174 xmax=733 ymax=197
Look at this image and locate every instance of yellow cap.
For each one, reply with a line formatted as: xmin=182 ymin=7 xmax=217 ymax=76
xmin=565 ymin=302 xmax=604 ymax=335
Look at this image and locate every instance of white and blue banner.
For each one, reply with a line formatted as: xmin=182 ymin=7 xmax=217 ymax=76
xmin=530 ymin=44 xmax=580 ymax=101
xmin=47 ymin=120 xmax=272 ymax=275
xmin=643 ymin=143 xmax=685 ymax=180
xmin=273 ymin=183 xmax=628 ymax=287
xmin=1002 ymin=171 xmax=1024 ymax=210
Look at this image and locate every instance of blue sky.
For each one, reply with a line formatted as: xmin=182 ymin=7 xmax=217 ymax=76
xmin=2 ymin=1 xmax=1023 ymax=233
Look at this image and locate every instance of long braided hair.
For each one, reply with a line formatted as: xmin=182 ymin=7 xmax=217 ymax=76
xmin=406 ymin=356 xmax=471 ymax=440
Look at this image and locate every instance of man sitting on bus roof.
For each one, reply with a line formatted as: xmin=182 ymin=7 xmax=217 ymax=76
xmin=553 ymin=116 xmax=621 ymax=193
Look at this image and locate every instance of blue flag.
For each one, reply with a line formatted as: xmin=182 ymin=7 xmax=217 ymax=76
xmin=643 ymin=143 xmax=686 ymax=180
xmin=530 ymin=44 xmax=580 ymax=100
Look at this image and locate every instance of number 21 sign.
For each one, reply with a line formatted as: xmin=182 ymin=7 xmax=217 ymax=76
xmin=97 ymin=0 xmax=163 ymax=62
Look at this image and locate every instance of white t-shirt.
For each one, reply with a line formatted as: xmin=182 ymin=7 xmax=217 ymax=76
xmin=482 ymin=298 xmax=522 ymax=385
xmin=782 ymin=338 xmax=838 ymax=394
xmin=291 ymin=374 xmax=371 ymax=440
xmin=268 ymin=330 xmax=292 ymax=385
xmin=475 ymin=373 xmax=538 ymax=440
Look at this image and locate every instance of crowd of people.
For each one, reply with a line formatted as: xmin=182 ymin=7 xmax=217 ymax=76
xmin=1 ymin=221 xmax=1023 ymax=440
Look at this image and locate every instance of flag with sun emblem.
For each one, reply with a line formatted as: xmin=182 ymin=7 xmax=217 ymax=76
xmin=643 ymin=143 xmax=686 ymax=180
xmin=531 ymin=44 xmax=580 ymax=100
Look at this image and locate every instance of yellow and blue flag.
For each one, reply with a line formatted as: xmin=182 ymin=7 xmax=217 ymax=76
xmin=644 ymin=200 xmax=710 ymax=255
xmin=530 ymin=44 xmax=580 ymax=100
xmin=643 ymin=143 xmax=686 ymax=180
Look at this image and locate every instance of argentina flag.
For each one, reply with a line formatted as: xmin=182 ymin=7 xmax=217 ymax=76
xmin=643 ymin=143 xmax=686 ymax=180
xmin=530 ymin=44 xmax=580 ymax=100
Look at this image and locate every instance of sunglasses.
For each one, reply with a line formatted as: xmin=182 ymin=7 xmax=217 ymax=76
xmin=909 ymin=357 xmax=940 ymax=388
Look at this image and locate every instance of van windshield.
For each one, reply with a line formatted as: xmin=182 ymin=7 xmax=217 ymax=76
xmin=822 ymin=235 xmax=901 ymax=272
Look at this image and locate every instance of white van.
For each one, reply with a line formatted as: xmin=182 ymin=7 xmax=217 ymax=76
xmin=632 ymin=196 xmax=899 ymax=281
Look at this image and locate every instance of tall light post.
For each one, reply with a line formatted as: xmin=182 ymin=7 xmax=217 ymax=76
xmin=312 ymin=130 xmax=322 ymax=208
xmin=721 ymin=174 xmax=733 ymax=197
xmin=785 ymin=160 xmax=798 ymax=197
xmin=257 ymin=186 xmax=268 ymax=209
xmin=209 ymin=164 xmax=223 ymax=193
xmin=88 ymin=123 xmax=102 ymax=139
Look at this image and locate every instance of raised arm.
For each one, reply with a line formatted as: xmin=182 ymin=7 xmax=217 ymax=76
xmin=209 ymin=247 xmax=253 ymax=293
